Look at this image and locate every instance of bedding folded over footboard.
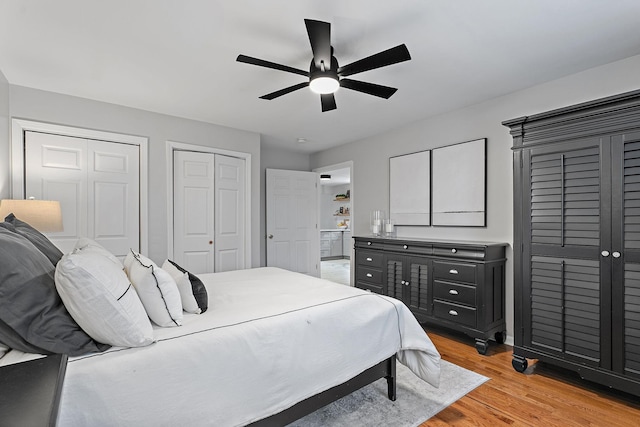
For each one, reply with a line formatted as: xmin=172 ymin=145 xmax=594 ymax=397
xmin=56 ymin=267 xmax=440 ymax=426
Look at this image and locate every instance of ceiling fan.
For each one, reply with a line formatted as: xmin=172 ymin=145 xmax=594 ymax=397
xmin=236 ymin=19 xmax=411 ymax=112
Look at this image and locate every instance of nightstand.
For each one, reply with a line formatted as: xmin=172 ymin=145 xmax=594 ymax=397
xmin=0 ymin=353 xmax=68 ymax=426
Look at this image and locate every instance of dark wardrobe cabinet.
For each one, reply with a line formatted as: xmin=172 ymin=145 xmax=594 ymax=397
xmin=504 ymin=89 xmax=640 ymax=396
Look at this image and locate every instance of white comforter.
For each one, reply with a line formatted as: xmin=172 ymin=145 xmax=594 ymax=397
xmin=5 ymin=267 xmax=441 ymax=426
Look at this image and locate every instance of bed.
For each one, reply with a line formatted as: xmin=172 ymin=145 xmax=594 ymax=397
xmin=1 ymin=266 xmax=440 ymax=426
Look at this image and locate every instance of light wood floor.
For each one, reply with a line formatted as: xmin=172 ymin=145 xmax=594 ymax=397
xmin=420 ymin=327 xmax=640 ymax=426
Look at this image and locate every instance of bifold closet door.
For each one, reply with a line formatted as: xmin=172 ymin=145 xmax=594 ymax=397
xmin=173 ymin=150 xmax=215 ymax=274
xmin=24 ymin=131 xmax=140 ymax=258
xmin=173 ymin=151 xmax=246 ymax=274
xmin=213 ymin=154 xmax=245 ymax=272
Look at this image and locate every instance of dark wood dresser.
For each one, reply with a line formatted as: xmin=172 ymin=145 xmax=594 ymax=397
xmin=354 ymin=236 xmax=507 ymax=354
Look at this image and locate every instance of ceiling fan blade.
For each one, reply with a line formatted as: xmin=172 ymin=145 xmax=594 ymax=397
xmin=337 ymin=44 xmax=411 ymax=77
xmin=237 ymin=54 xmax=309 ymax=77
xmin=340 ymin=78 xmax=398 ymax=99
xmin=321 ymin=93 xmax=337 ymax=112
xmin=305 ymin=19 xmax=332 ymax=70
xmin=259 ymin=82 xmax=309 ymax=100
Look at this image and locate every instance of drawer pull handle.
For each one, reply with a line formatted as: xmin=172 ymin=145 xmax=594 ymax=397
xmin=366 ymin=273 xmax=373 ymax=278
xmin=449 ymin=289 xmax=459 ymax=295
xmin=449 ymin=310 xmax=458 ymax=316
xmin=367 ymin=241 xmax=372 ymax=246
xmin=403 ymin=245 xmax=408 ymax=249
xmin=449 ymin=269 xmax=458 ymax=274
xmin=451 ymin=248 xmax=457 ymax=253
xmin=366 ymin=257 xmax=373 ymax=262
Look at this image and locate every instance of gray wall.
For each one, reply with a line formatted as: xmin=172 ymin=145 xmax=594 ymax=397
xmin=0 ymin=70 xmax=9 ymax=200
xmin=6 ymin=85 xmax=261 ymax=267
xmin=310 ymin=53 xmax=640 ymax=344
xmin=260 ymin=140 xmax=311 ymax=265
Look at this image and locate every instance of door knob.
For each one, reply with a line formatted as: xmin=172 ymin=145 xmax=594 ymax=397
xmin=601 ymin=250 xmax=610 ymax=257
xmin=268 ymin=234 xmax=274 ymax=239
xmin=613 ymin=251 xmax=621 ymax=258
xmin=209 ymin=240 xmax=213 ymax=245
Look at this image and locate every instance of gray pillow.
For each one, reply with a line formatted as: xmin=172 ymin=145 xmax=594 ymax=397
xmin=0 ymin=227 xmax=110 ymax=356
xmin=2 ymin=213 xmax=64 ymax=266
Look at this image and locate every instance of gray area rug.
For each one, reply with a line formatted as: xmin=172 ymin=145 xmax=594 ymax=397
xmin=289 ymin=360 xmax=489 ymax=427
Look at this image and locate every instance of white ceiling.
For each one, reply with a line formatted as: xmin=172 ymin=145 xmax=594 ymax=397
xmin=2 ymin=1 xmax=640 ymax=154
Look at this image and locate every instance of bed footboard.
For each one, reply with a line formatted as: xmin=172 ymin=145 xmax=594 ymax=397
xmin=249 ymin=355 xmax=397 ymax=426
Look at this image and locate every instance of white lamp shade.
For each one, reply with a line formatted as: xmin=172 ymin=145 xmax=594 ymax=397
xmin=309 ymin=76 xmax=339 ymax=94
xmin=0 ymin=199 xmax=63 ymax=232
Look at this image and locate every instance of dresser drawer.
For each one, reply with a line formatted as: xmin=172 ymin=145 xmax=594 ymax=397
xmin=384 ymin=242 xmax=432 ymax=255
xmin=356 ymin=266 xmax=383 ymax=284
xmin=433 ymin=261 xmax=476 ymax=284
xmin=356 ymin=251 xmax=383 ymax=268
xmin=354 ymin=239 xmax=385 ymax=250
xmin=433 ymin=301 xmax=476 ymax=327
xmin=432 ymin=245 xmax=486 ymax=260
xmin=433 ymin=280 xmax=476 ymax=306
xmin=356 ymin=281 xmax=384 ymax=295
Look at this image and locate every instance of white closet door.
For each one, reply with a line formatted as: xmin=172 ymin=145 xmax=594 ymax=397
xmin=214 ymin=154 xmax=245 ymax=272
xmin=173 ymin=150 xmax=215 ymax=274
xmin=25 ymin=132 xmax=87 ymax=254
xmin=88 ymin=140 xmax=140 ymax=258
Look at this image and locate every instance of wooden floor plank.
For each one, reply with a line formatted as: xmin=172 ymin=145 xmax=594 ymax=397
xmin=418 ymin=327 xmax=640 ymax=426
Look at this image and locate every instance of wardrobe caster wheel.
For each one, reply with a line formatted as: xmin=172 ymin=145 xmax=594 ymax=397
xmin=512 ymin=356 xmax=528 ymax=373
xmin=495 ymin=331 xmax=506 ymax=344
xmin=475 ymin=339 xmax=489 ymax=355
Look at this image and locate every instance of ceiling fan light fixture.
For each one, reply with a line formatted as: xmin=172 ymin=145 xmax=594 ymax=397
xmin=309 ymin=75 xmax=339 ymax=94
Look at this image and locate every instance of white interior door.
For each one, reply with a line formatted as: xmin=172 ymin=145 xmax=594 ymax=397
xmin=173 ymin=150 xmax=215 ymax=274
xmin=266 ymin=168 xmax=320 ymax=276
xmin=25 ymin=131 xmax=140 ymax=257
xmin=214 ymin=154 xmax=245 ymax=272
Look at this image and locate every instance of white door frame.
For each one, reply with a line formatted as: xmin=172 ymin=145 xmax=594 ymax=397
xmin=313 ymin=161 xmax=354 ymax=283
xmin=165 ymin=140 xmax=252 ymax=268
xmin=11 ymin=118 xmax=149 ymax=255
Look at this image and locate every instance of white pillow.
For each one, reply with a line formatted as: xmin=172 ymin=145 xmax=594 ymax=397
xmin=125 ymin=251 xmax=183 ymax=327
xmin=55 ymin=247 xmax=154 ymax=348
xmin=74 ymin=237 xmax=122 ymax=267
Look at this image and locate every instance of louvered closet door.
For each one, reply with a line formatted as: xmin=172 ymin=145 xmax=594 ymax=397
xmin=524 ymin=137 xmax=609 ymax=368
xmin=612 ymin=131 xmax=640 ymax=380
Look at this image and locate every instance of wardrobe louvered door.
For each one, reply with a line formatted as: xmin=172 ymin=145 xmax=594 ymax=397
xmin=612 ymin=131 xmax=640 ymax=381
xmin=523 ymin=137 xmax=610 ymax=369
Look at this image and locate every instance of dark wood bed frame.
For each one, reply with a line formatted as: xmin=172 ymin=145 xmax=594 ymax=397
xmin=249 ymin=355 xmax=397 ymax=426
